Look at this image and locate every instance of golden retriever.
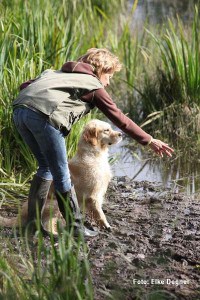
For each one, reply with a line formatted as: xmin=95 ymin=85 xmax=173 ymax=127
xmin=0 ymin=119 xmax=122 ymax=233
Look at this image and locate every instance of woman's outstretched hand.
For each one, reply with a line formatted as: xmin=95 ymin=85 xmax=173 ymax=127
xmin=148 ymin=138 xmax=174 ymax=157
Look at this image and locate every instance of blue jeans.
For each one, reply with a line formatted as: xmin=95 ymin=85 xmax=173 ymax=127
xmin=13 ymin=107 xmax=71 ymax=193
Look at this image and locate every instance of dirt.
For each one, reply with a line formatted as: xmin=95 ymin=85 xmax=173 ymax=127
xmin=0 ymin=176 xmax=200 ymax=300
xmin=87 ymin=177 xmax=200 ymax=300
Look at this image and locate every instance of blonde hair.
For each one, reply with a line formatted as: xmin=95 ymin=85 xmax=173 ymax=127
xmin=77 ymin=48 xmax=122 ymax=78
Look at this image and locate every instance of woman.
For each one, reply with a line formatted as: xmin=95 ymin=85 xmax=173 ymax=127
xmin=13 ymin=48 xmax=174 ymax=238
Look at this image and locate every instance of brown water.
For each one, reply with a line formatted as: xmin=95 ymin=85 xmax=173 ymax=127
xmin=110 ymin=139 xmax=199 ymax=198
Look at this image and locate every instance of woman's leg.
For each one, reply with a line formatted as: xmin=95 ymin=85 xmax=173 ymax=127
xmin=13 ymin=107 xmax=98 ymax=237
xmin=13 ymin=108 xmax=53 ymax=227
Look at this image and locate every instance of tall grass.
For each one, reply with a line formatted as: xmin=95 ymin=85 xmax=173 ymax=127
xmin=144 ymin=9 xmax=200 ymax=107
xmin=1 ymin=1 xmax=199 ymax=178
xmin=0 ymin=228 xmax=93 ymax=299
xmin=0 ymin=1 xmax=125 ymax=298
xmin=0 ymin=0 xmax=126 ymax=177
xmin=131 ymin=7 xmax=200 ymax=148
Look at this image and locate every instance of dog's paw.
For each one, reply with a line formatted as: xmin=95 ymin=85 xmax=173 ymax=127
xmin=105 ymin=226 xmax=112 ymax=232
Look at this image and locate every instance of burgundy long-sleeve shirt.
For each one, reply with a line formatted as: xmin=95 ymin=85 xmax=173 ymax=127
xmin=81 ymin=89 xmax=151 ymax=145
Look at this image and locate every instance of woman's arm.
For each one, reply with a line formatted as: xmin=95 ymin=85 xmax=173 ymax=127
xmin=82 ymin=88 xmax=174 ymax=157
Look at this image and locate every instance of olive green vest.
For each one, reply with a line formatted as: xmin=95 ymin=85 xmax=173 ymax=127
xmin=13 ymin=69 xmax=103 ymax=133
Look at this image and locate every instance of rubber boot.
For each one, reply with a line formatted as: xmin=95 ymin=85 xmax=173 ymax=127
xmin=27 ymin=174 xmax=52 ymax=232
xmin=55 ymin=186 xmax=98 ymax=238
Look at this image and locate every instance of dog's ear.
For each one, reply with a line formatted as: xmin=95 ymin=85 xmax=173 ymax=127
xmin=83 ymin=126 xmax=98 ymax=146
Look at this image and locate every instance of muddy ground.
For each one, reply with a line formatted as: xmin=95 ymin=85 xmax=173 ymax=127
xmin=0 ymin=176 xmax=200 ymax=300
xmin=88 ymin=177 xmax=200 ymax=300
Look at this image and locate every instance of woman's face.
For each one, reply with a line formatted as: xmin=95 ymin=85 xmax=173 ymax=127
xmin=99 ymin=73 xmax=113 ymax=87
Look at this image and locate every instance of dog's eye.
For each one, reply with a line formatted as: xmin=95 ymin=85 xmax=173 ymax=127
xmin=104 ymin=129 xmax=110 ymax=133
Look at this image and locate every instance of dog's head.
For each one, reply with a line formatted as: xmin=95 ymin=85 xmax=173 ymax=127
xmin=82 ymin=119 xmax=122 ymax=148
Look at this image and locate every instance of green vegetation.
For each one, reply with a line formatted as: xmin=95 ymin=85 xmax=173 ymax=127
xmin=1 ymin=0 xmax=199 ymax=178
xmin=0 ymin=0 xmax=126 ymax=177
xmin=0 ymin=230 xmax=93 ymax=299
xmin=138 ymin=8 xmax=200 ymax=147
xmin=0 ymin=1 xmax=126 ymax=298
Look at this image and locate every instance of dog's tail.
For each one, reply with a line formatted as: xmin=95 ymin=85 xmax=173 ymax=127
xmin=0 ymin=215 xmax=19 ymax=227
xmin=0 ymin=202 xmax=28 ymax=228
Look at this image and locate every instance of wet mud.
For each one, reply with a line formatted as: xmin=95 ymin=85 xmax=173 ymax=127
xmin=88 ymin=177 xmax=200 ymax=300
xmin=0 ymin=176 xmax=200 ymax=299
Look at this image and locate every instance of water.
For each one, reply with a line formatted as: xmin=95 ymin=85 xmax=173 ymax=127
xmin=110 ymin=139 xmax=199 ymax=198
xmin=113 ymin=0 xmax=200 ymax=197
xmin=130 ymin=0 xmax=198 ymax=28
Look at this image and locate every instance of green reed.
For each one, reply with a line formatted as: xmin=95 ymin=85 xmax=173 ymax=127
xmin=0 ymin=225 xmax=93 ymax=299
xmin=0 ymin=1 xmax=125 ymax=298
xmin=1 ymin=1 xmax=200 ymax=179
xmin=145 ymin=8 xmax=200 ymax=107
xmin=0 ymin=0 xmax=126 ymax=177
xmin=132 ymin=6 xmax=200 ymax=149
